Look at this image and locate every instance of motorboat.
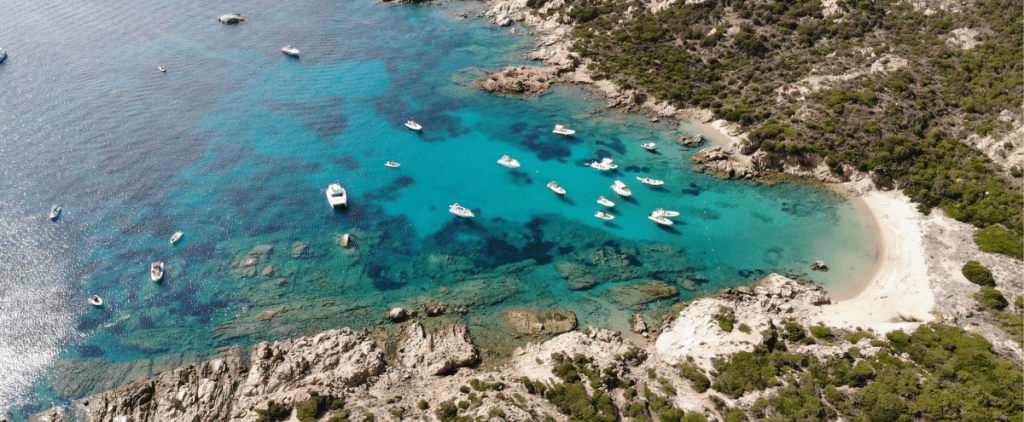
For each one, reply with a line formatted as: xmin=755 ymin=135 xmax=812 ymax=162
xmin=611 ymin=180 xmax=631 ymax=197
xmin=385 ymin=161 xmax=401 ymax=168
xmin=594 ymin=210 xmax=615 ymax=220
xmin=597 ymin=196 xmax=615 ymax=207
xmin=590 ymin=160 xmax=610 ymax=171
xmin=170 ymin=231 xmax=184 ymax=244
xmin=652 ymin=208 xmax=680 ymax=217
xmin=547 ymin=181 xmax=566 ymax=195
xmin=648 ymin=213 xmax=674 ymax=225
xmin=88 ymin=295 xmax=103 ymax=307
xmin=449 ymin=203 xmax=475 ymax=218
xmin=552 ymin=125 xmax=576 ymax=136
xmin=326 ymin=183 xmax=348 ymax=209
xmin=600 ymin=157 xmax=618 ymax=169
xmin=218 ymin=13 xmax=248 ymax=25
xmin=640 ymin=142 xmax=657 ymax=151
xmin=49 ymin=205 xmax=61 ymax=220
xmin=405 ymin=120 xmax=423 ymax=131
xmin=158 ymin=66 xmax=167 ymax=72
xmin=282 ymin=45 xmax=300 ymax=56
xmin=151 ymin=261 xmax=165 ymax=282
xmin=497 ymin=155 xmax=521 ymax=168
xmin=637 ymin=177 xmax=665 ymax=186
xmin=0 ymin=48 xmax=6 ymax=63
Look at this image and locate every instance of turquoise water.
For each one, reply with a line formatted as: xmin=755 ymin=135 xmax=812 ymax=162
xmin=0 ymin=0 xmax=877 ymax=418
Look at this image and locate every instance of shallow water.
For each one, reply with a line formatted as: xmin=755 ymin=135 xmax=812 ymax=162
xmin=0 ymin=0 xmax=877 ymax=418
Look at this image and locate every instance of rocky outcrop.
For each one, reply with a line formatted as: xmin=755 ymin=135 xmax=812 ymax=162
xmin=811 ymin=261 xmax=829 ymax=271
xmin=399 ymin=322 xmax=479 ymax=376
xmin=476 ymin=66 xmax=557 ymax=95
xmin=603 ymin=280 xmax=679 ymax=310
xmin=690 ymin=139 xmax=868 ymax=183
xmin=675 ymin=134 xmax=706 ymax=147
xmin=505 ymin=308 xmax=578 ymax=336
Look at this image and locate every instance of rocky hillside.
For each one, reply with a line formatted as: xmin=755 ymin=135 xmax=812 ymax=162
xmin=32 ymin=273 xmax=1023 ymax=422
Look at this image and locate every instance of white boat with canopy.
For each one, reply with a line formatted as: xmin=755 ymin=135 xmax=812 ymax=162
xmin=552 ymin=125 xmax=576 ymax=135
xmin=151 ymin=261 xmax=165 ymax=281
xmin=652 ymin=208 xmax=680 ymax=217
xmin=594 ymin=210 xmax=614 ymax=220
xmin=597 ymin=196 xmax=615 ymax=207
xmin=648 ymin=214 xmax=673 ymax=225
xmin=449 ymin=203 xmax=475 ymax=218
xmin=497 ymin=155 xmax=521 ymax=168
xmin=547 ymin=181 xmax=566 ymax=195
xmin=282 ymin=45 xmax=300 ymax=56
xmin=611 ymin=180 xmax=631 ymax=197
xmin=637 ymin=177 xmax=664 ymax=186
xmin=326 ymin=183 xmax=348 ymax=209
xmin=640 ymin=142 xmax=657 ymax=151
xmin=405 ymin=120 xmax=423 ymax=131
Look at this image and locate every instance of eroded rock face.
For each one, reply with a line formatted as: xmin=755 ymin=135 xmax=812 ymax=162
xmin=505 ymin=308 xmax=578 ymax=336
xmin=675 ymin=134 xmax=705 ymax=147
xmin=399 ymin=322 xmax=479 ymax=377
xmin=476 ymin=65 xmax=558 ymax=95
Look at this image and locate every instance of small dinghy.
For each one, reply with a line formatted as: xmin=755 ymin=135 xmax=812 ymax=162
xmin=170 ymin=231 xmax=184 ymax=244
xmin=497 ymin=155 xmax=521 ymax=169
xmin=158 ymin=66 xmax=167 ymax=72
xmin=547 ymin=181 xmax=566 ymax=195
xmin=449 ymin=203 xmax=475 ymax=218
xmin=88 ymin=295 xmax=103 ymax=307
xmin=405 ymin=120 xmax=423 ymax=131
xmin=49 ymin=205 xmax=61 ymax=220
xmin=594 ymin=210 xmax=615 ymax=220
xmin=326 ymin=183 xmax=347 ymax=209
xmin=385 ymin=161 xmax=401 ymax=168
xmin=640 ymin=142 xmax=657 ymax=151
xmin=648 ymin=213 xmax=674 ymax=226
xmin=552 ymin=125 xmax=576 ymax=136
xmin=151 ymin=261 xmax=165 ymax=282
xmin=652 ymin=208 xmax=680 ymax=217
xmin=597 ymin=196 xmax=615 ymax=207
xmin=611 ymin=180 xmax=632 ymax=197
xmin=637 ymin=176 xmax=665 ymax=186
xmin=281 ymin=45 xmax=300 ymax=56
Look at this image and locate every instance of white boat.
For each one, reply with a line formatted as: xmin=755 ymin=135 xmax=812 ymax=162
xmin=594 ymin=211 xmax=615 ymax=220
xmin=158 ymin=66 xmax=167 ymax=72
xmin=547 ymin=181 xmax=566 ymax=195
xmin=0 ymin=48 xmax=6 ymax=63
xmin=282 ymin=45 xmax=300 ymax=56
xmin=326 ymin=183 xmax=348 ymax=209
xmin=49 ymin=205 xmax=61 ymax=220
xmin=497 ymin=155 xmax=521 ymax=168
xmin=88 ymin=295 xmax=103 ymax=307
xmin=405 ymin=120 xmax=423 ymax=131
xmin=648 ymin=213 xmax=673 ymax=226
xmin=637 ymin=177 xmax=665 ymax=186
xmin=385 ymin=161 xmax=401 ymax=168
xmin=449 ymin=203 xmax=475 ymax=218
xmin=590 ymin=160 xmax=610 ymax=170
xmin=552 ymin=125 xmax=576 ymax=136
xmin=600 ymin=157 xmax=618 ymax=169
xmin=151 ymin=261 xmax=165 ymax=282
xmin=611 ymin=180 xmax=631 ymax=197
xmin=652 ymin=208 xmax=680 ymax=217
xmin=640 ymin=142 xmax=657 ymax=151
xmin=170 ymin=231 xmax=184 ymax=244
xmin=597 ymin=196 xmax=615 ymax=207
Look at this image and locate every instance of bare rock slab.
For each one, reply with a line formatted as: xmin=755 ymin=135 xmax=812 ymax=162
xmin=505 ymin=307 xmax=578 ymax=336
xmin=399 ymin=322 xmax=479 ymax=377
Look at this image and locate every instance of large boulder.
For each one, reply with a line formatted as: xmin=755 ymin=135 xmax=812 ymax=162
xmin=505 ymin=308 xmax=578 ymax=336
xmin=399 ymin=322 xmax=479 ymax=376
xmin=476 ymin=65 xmax=558 ymax=95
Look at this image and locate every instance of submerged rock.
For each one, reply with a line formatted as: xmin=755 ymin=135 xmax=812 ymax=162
xmin=604 ymin=280 xmax=679 ymax=311
xmin=290 ymin=241 xmax=308 ymax=259
xmin=555 ymin=261 xmax=599 ymax=290
xmin=811 ymin=260 xmax=829 ymax=271
xmin=676 ymin=134 xmax=706 ymax=147
xmin=399 ymin=322 xmax=479 ymax=376
xmin=505 ymin=307 xmax=578 ymax=336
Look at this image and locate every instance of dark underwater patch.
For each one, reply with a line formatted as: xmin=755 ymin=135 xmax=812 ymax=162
xmin=595 ymin=138 xmax=626 ymax=154
xmin=76 ymin=345 xmax=105 ymax=358
xmin=369 ymin=265 xmax=405 ymax=291
xmin=305 ymin=114 xmax=349 ymax=140
xmin=364 ymin=176 xmax=416 ymax=201
xmin=509 ymin=170 xmax=533 ymax=186
xmin=511 ymin=122 xmax=528 ymax=134
xmin=332 ymin=155 xmax=362 ymax=170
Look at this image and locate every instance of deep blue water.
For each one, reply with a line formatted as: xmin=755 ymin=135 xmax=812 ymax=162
xmin=0 ymin=0 xmax=878 ymax=418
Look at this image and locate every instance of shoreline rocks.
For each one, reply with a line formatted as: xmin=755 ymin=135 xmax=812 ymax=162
xmin=504 ymin=307 xmax=578 ymax=336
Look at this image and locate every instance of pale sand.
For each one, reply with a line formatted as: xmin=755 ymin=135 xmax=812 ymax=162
xmin=689 ymin=119 xmax=744 ymax=148
xmin=807 ymin=188 xmax=936 ymax=333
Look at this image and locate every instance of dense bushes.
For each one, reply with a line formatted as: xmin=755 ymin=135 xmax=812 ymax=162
xmin=256 ymin=401 xmax=292 ymax=422
xmin=974 ymin=225 xmax=1024 ymax=259
xmin=974 ymin=287 xmax=1009 ymax=310
xmin=677 ymin=364 xmax=711 ymax=393
xmin=961 ymin=261 xmax=996 ymax=286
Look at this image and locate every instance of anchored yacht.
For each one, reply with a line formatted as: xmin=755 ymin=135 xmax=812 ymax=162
xmin=49 ymin=205 xmax=61 ymax=220
xmin=497 ymin=155 xmax=521 ymax=168
xmin=170 ymin=231 xmax=184 ymax=244
xmin=385 ymin=161 xmax=401 ymax=168
xmin=590 ymin=160 xmax=610 ymax=170
xmin=88 ymin=295 xmax=103 ymax=307
xmin=594 ymin=210 xmax=615 ymax=220
xmin=597 ymin=196 xmax=615 ymax=207
xmin=405 ymin=120 xmax=423 ymax=131
xmin=640 ymin=142 xmax=657 ymax=151
xmin=611 ymin=180 xmax=632 ymax=197
xmin=151 ymin=261 xmax=165 ymax=282
xmin=652 ymin=208 xmax=680 ymax=217
xmin=648 ymin=213 xmax=673 ymax=225
xmin=449 ymin=203 xmax=475 ymax=218
xmin=600 ymin=157 xmax=618 ymax=169
xmin=552 ymin=125 xmax=576 ymax=136
xmin=547 ymin=181 xmax=566 ymax=195
xmin=637 ymin=177 xmax=664 ymax=186
xmin=326 ymin=183 xmax=348 ymax=209
xmin=282 ymin=45 xmax=300 ymax=56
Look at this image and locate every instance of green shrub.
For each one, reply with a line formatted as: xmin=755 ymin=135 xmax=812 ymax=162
xmin=256 ymin=400 xmax=292 ymax=422
xmin=784 ymin=322 xmax=805 ymax=342
xmin=457 ymin=401 xmax=469 ymax=410
xmin=844 ymin=331 xmax=872 ymax=343
xmin=361 ymin=413 xmax=374 ymax=422
xmin=975 ymin=287 xmax=1009 ymax=310
xmin=459 ymin=386 xmax=470 ymax=394
xmin=723 ymin=408 xmax=748 ymax=422
xmin=738 ymin=324 xmax=751 ymax=334
xmin=809 ymin=326 xmax=832 ymax=339
xmin=390 ymin=410 xmax=402 ymax=420
xmin=962 ymin=261 xmax=996 ymax=287
xmin=974 ymin=225 xmax=1024 ymax=259
xmin=418 ymin=400 xmax=429 ymax=410
xmin=325 ymin=410 xmax=349 ymax=422
xmin=436 ymin=402 xmax=459 ymax=422
xmin=678 ymin=364 xmax=711 ymax=393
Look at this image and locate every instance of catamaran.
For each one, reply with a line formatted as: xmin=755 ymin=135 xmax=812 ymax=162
xmin=637 ymin=177 xmax=664 ymax=186
xmin=497 ymin=155 xmax=521 ymax=168
xmin=547 ymin=181 xmax=566 ymax=195
xmin=326 ymin=183 xmax=348 ymax=209
xmin=611 ymin=180 xmax=631 ymax=197
xmin=449 ymin=203 xmax=475 ymax=218
xmin=594 ymin=210 xmax=615 ymax=220
xmin=597 ymin=196 xmax=615 ymax=207
xmin=553 ymin=125 xmax=576 ymax=135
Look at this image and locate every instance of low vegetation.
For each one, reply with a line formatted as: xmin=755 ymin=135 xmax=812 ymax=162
xmin=961 ymin=260 xmax=996 ymax=286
